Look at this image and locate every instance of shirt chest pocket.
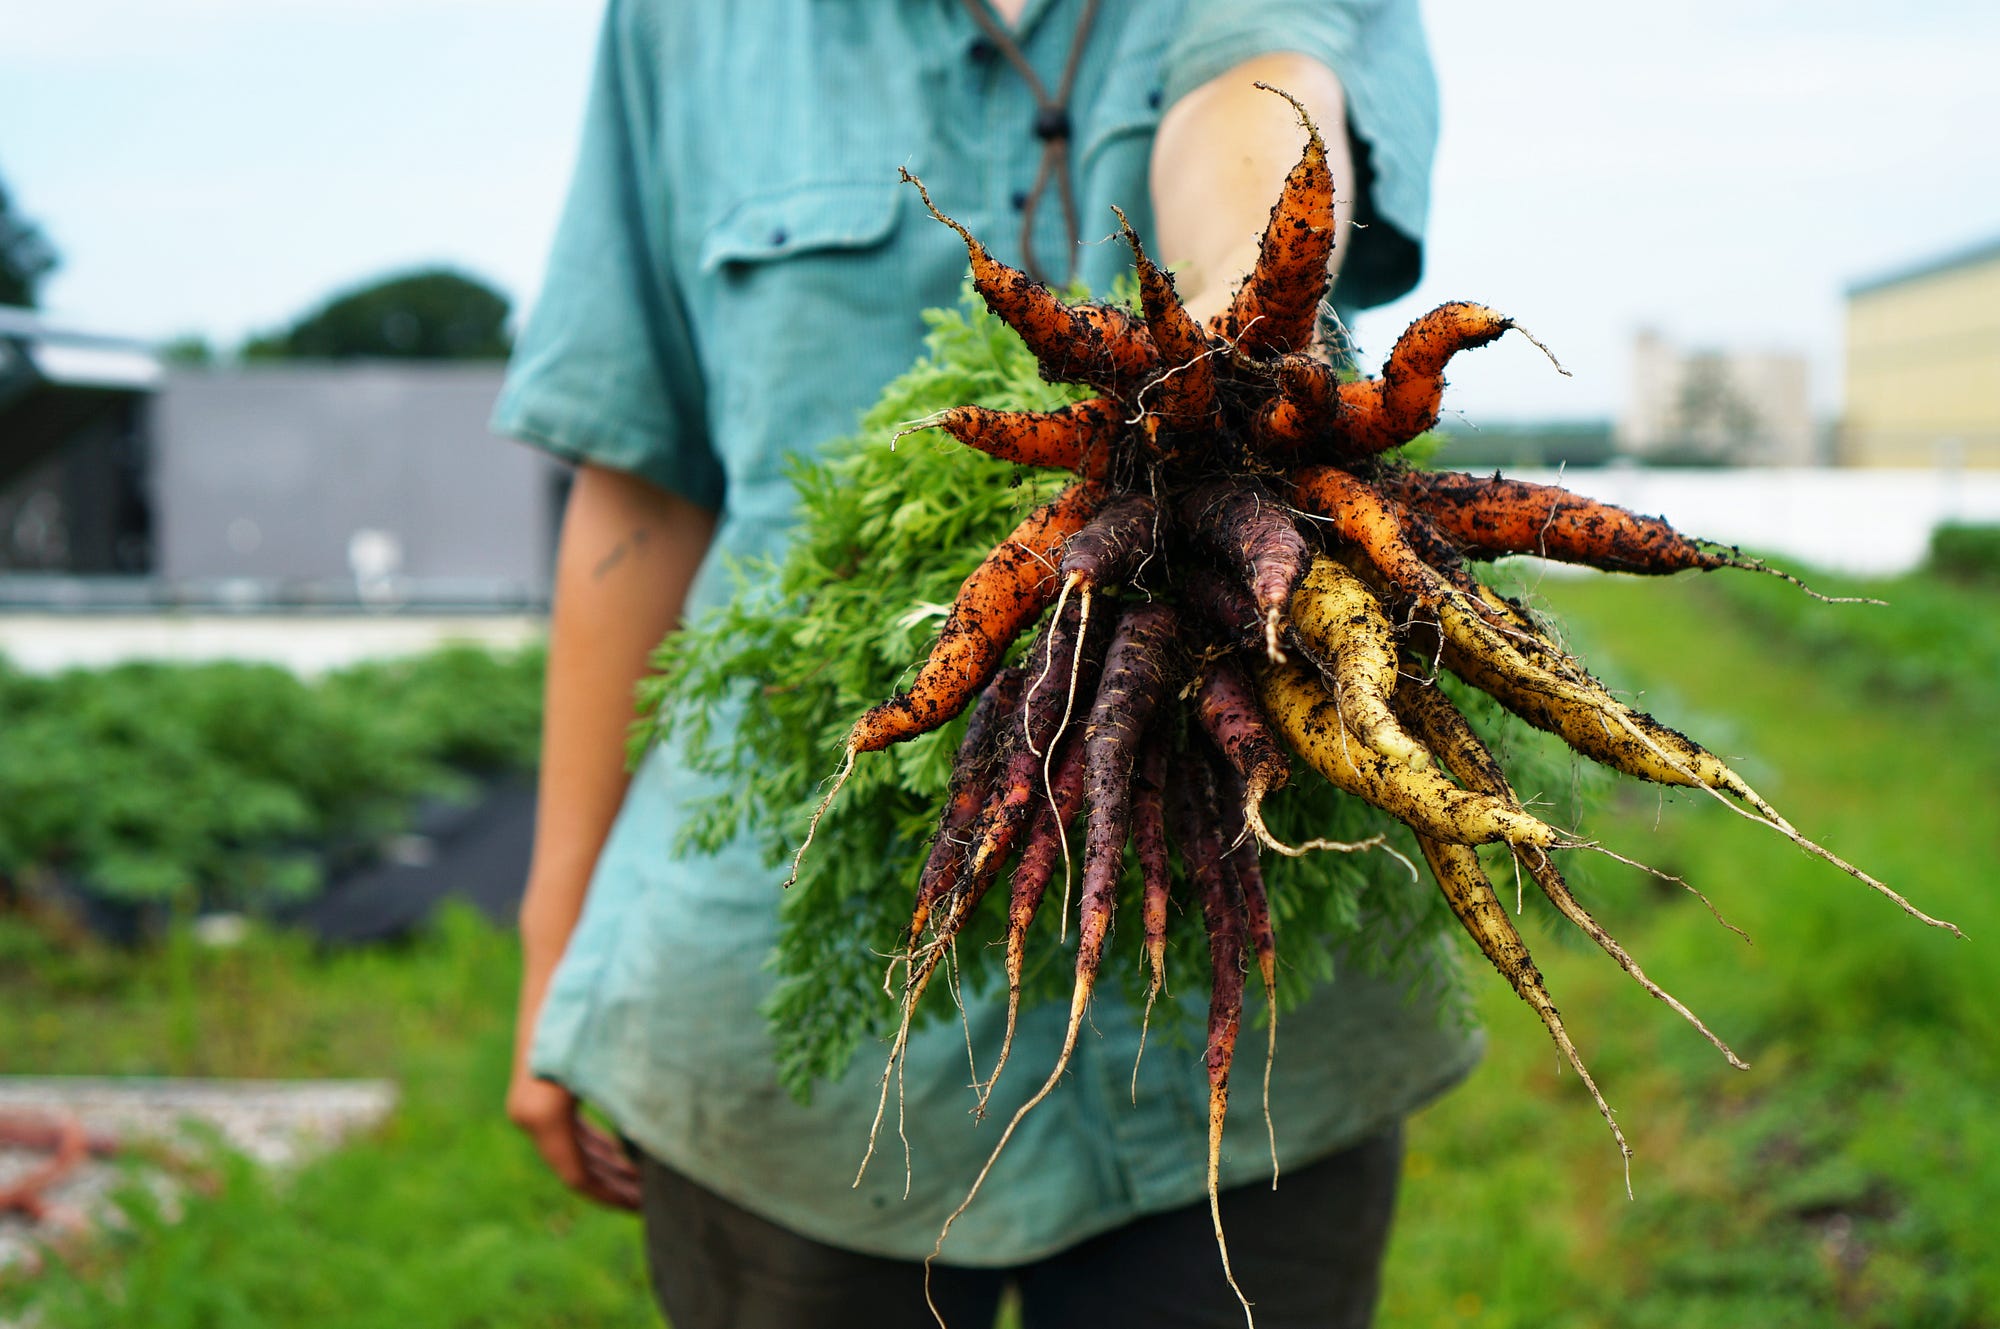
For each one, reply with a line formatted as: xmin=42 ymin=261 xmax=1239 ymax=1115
xmin=692 ymin=182 xmax=913 ymax=495
xmin=699 ymin=182 xmax=904 ymax=276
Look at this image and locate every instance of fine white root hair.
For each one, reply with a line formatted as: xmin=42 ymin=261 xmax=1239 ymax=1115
xmin=788 ymin=746 xmax=855 ymax=890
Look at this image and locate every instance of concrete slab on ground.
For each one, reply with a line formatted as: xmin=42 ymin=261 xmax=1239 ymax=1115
xmin=0 ymin=1077 xmax=397 ymax=1277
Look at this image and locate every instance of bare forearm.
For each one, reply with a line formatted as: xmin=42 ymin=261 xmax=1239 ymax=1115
xmin=520 ymin=465 xmax=717 ymax=979
xmin=1150 ymin=52 xmax=1355 ymax=327
xmin=506 ymin=465 xmax=709 ymax=1207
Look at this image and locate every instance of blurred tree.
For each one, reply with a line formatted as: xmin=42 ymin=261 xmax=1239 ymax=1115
xmin=0 ymin=172 xmax=60 ymax=308
xmin=1664 ymin=354 xmax=1762 ymax=464
xmin=243 ymin=267 xmax=512 ymax=361
xmin=159 ymin=334 xmax=216 ymax=365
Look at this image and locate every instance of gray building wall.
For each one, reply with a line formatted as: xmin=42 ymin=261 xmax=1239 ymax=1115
xmin=150 ymin=364 xmax=562 ymax=599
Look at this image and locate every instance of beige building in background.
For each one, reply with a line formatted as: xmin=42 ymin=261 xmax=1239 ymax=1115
xmin=1618 ymin=330 xmax=1815 ymax=465
xmin=1842 ymin=236 xmax=2000 ymax=467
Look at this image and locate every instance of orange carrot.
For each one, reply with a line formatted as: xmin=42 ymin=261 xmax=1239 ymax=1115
xmin=846 ymin=481 xmax=1105 ymax=755
xmin=1248 ymin=353 xmax=1344 ymax=454
xmin=1209 ymin=84 xmax=1336 ymax=358
xmin=1286 ymin=465 xmax=1452 ymax=609
xmin=929 ymin=399 xmax=1123 ymax=480
xmin=1252 ymin=395 xmax=1314 ymax=455
xmin=1374 ymin=468 xmax=1736 ymax=573
xmin=902 ymin=169 xmax=1157 ymax=394
xmin=1112 ymin=205 xmax=1218 ymax=435
xmin=1334 ymin=302 xmax=1515 ymax=454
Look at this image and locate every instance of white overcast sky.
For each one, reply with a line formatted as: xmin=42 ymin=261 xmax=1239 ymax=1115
xmin=3 ymin=0 xmax=1996 ymax=421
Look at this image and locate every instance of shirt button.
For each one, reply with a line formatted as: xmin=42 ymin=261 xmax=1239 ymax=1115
xmin=1009 ymin=189 xmax=1029 ymax=212
xmin=769 ymin=228 xmax=788 ymax=248
xmin=1147 ymin=88 xmax=1163 ymax=110
xmin=968 ymin=36 xmax=996 ymax=64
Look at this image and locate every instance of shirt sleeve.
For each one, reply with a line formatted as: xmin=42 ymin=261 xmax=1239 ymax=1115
xmin=491 ymin=0 xmax=724 ymax=512
xmin=1159 ymin=0 xmax=1439 ymax=311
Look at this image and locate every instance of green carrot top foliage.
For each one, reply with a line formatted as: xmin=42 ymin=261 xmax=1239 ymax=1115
xmin=0 ymin=644 xmax=545 ymax=910
xmin=638 ymin=285 xmax=1587 ymax=1101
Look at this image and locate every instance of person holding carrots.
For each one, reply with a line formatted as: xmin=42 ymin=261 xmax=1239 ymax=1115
xmin=497 ymin=3 xmax=1461 ymax=1325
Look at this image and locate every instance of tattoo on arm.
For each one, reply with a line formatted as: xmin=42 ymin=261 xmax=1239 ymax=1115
xmin=591 ymin=526 xmax=651 ymax=582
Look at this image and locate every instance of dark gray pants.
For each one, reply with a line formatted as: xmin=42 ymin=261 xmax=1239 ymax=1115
xmin=637 ymin=1124 xmax=1403 ymax=1329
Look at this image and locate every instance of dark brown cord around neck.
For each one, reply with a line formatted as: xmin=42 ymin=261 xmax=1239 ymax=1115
xmin=957 ymin=0 xmax=1101 ymax=285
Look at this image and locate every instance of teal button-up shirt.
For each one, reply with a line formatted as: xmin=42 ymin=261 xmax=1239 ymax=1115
xmin=495 ymin=0 xmax=1475 ymax=1266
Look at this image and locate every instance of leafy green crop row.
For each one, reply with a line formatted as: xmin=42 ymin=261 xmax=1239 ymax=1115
xmin=1926 ymin=522 xmax=2000 ymax=586
xmin=1693 ymin=557 xmax=2000 ymax=710
xmin=0 ymin=643 xmax=544 ymax=911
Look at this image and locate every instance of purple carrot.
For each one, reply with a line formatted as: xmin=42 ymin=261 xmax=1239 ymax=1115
xmin=1215 ymin=750 xmax=1281 ymax=1187
xmin=1059 ymin=493 xmax=1160 ymax=593
xmin=922 ymin=605 xmax=1185 ymax=1238
xmin=1192 ymin=657 xmax=1292 ymax=850
xmin=1168 ymin=749 xmax=1254 ymax=1318
xmin=1072 ymin=603 xmax=1183 ymax=975
xmin=1133 ymin=728 xmax=1173 ymax=1007
xmin=1180 ymin=565 xmax=1265 ymax=654
xmin=906 ymin=666 xmax=1024 ymax=943
xmin=1179 ymin=478 xmax=1311 ymax=660
xmin=980 ymin=730 xmax=1091 ymax=1114
xmin=1128 ymin=726 xmax=1174 ymax=1102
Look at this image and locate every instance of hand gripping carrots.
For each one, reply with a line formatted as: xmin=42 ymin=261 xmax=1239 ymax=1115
xmin=771 ymin=85 xmax=1961 ymax=1329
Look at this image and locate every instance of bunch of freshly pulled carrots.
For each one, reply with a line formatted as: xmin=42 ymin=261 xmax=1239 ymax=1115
xmin=781 ymin=86 xmax=1959 ymax=1322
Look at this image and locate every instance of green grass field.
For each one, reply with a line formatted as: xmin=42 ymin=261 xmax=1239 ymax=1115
xmin=3 ymin=567 xmax=1994 ymax=1326
xmin=0 ymin=911 xmax=653 ymax=1329
xmin=1381 ymin=569 xmax=1998 ymax=1328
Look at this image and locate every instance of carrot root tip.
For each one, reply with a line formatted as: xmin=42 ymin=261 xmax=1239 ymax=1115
xmin=789 ymin=746 xmax=856 ymax=890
